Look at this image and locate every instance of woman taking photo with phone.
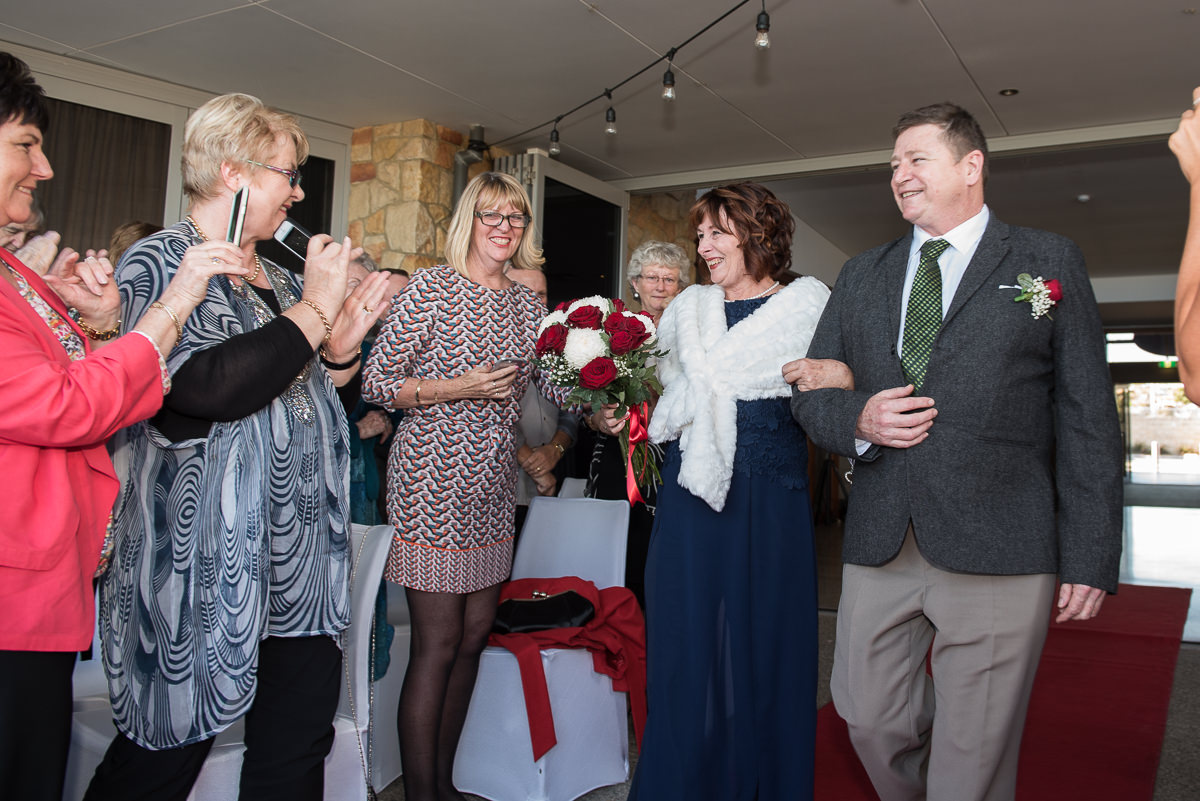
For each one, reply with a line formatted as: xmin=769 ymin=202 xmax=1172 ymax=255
xmin=362 ymin=171 xmax=559 ymax=801
xmin=0 ymin=54 xmax=248 ymax=801
xmin=85 ymin=93 xmax=387 ymax=801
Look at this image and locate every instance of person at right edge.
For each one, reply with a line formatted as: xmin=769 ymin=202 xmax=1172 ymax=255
xmin=788 ymin=102 xmax=1123 ymax=801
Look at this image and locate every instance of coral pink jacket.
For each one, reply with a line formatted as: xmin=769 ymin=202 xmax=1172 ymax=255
xmin=0 ymin=250 xmax=163 ymax=652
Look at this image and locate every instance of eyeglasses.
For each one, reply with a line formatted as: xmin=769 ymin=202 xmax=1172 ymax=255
xmin=245 ymin=160 xmax=302 ymax=188
xmin=636 ymin=274 xmax=679 ymax=287
xmin=475 ymin=210 xmax=531 ymax=229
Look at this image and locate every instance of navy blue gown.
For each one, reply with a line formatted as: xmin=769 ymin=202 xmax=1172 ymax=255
xmin=628 ymin=296 xmax=817 ymax=801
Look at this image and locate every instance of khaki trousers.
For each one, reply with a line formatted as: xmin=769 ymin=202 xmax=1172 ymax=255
xmin=831 ymin=528 xmax=1055 ymax=801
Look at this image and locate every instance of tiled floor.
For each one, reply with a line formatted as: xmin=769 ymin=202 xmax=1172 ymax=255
xmin=378 ymin=478 xmax=1200 ymax=799
xmin=1121 ymin=505 xmax=1200 ymax=641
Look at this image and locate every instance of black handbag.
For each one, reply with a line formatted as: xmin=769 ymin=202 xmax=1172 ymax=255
xmin=492 ymin=589 xmax=596 ymax=634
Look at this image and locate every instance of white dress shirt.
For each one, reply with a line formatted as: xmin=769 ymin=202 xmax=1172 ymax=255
xmin=855 ymin=205 xmax=991 ymax=455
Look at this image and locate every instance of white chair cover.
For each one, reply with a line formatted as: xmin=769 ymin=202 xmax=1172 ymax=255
xmin=367 ymin=581 xmax=412 ymax=790
xmin=63 ymin=523 xmax=395 ymax=801
xmin=453 ymin=496 xmax=632 ymax=801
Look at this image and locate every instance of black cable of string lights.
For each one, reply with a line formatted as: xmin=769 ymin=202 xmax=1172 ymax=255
xmin=490 ymin=0 xmax=757 ymax=150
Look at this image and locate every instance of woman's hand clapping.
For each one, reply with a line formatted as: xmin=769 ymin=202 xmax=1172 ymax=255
xmin=327 ymin=271 xmax=389 ymax=361
xmin=42 ymin=249 xmax=119 ymax=330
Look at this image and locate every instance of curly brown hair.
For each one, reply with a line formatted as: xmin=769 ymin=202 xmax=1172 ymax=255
xmin=689 ymin=182 xmax=795 ymax=284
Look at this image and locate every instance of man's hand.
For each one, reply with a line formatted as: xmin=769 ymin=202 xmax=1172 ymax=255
xmin=1055 ymin=583 xmax=1106 ymax=623
xmin=855 ymin=385 xmax=936 ymax=448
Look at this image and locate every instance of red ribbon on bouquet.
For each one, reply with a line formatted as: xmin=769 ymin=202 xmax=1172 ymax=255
xmin=624 ymin=402 xmax=650 ymax=507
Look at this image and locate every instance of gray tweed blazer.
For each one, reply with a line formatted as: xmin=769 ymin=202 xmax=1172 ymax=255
xmin=791 ymin=215 xmax=1123 ymax=592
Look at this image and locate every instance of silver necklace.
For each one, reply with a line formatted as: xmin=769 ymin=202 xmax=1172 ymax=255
xmin=725 ymin=280 xmax=780 ymax=302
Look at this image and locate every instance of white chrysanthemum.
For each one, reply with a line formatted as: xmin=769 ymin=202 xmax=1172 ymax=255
xmin=537 ymin=310 xmax=568 ymax=335
xmin=566 ymin=296 xmax=609 ymax=316
xmin=562 ymin=328 xmax=608 ymax=369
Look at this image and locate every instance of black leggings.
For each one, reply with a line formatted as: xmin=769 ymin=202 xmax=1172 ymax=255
xmin=83 ymin=635 xmax=342 ymax=801
xmin=0 ymin=649 xmax=76 ymax=801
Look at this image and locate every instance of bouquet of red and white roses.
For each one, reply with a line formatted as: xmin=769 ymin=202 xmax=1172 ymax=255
xmin=534 ymin=296 xmax=665 ymax=504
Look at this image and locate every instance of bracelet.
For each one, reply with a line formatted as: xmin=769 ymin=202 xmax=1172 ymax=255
xmin=319 ymin=344 xmax=361 ymax=370
xmin=73 ymin=311 xmax=122 ymax=341
xmin=414 ymin=380 xmax=423 ymax=405
xmin=298 ymin=299 xmax=333 ymax=343
xmin=552 ymin=441 xmax=565 ymax=456
xmin=149 ymin=301 xmax=183 ymax=341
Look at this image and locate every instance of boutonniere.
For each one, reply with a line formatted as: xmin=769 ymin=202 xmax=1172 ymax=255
xmin=998 ymin=274 xmax=1062 ymax=319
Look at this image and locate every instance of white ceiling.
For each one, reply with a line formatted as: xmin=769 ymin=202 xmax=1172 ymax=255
xmin=1 ymin=0 xmax=1196 ymax=325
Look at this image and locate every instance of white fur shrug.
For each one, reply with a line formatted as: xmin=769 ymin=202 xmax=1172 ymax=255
xmin=647 ymin=276 xmax=830 ymax=511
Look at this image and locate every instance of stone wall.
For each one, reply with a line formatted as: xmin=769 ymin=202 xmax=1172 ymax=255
xmin=625 ymin=191 xmax=701 ymax=305
xmin=347 ymin=120 xmax=492 ymax=273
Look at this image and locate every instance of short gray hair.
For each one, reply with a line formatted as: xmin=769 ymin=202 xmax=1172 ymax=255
xmin=628 ymin=240 xmax=690 ymax=288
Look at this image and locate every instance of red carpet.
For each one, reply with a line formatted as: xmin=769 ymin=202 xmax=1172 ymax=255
xmin=815 ymin=583 xmax=1192 ymax=800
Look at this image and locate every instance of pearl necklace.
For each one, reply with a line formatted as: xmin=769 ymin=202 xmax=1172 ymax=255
xmin=725 ymin=280 xmax=780 ymax=302
xmin=186 ymin=215 xmax=262 ymax=282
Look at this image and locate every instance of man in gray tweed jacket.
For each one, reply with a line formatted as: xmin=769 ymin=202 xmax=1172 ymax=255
xmin=789 ymin=103 xmax=1122 ymax=801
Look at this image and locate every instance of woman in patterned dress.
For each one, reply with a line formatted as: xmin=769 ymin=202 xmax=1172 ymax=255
xmin=84 ymin=93 xmax=388 ymax=801
xmin=0 ymin=53 xmax=247 ymax=801
xmin=362 ymin=171 xmax=551 ymax=801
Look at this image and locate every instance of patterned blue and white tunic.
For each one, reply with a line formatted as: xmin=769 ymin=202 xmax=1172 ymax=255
xmin=100 ymin=222 xmax=351 ymax=749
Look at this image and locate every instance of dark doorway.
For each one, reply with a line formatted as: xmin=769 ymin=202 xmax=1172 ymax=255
xmin=257 ymin=154 xmax=336 ymax=272
xmin=540 ymin=176 xmax=621 ymax=309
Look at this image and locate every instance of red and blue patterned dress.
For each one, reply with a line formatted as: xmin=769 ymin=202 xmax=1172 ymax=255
xmin=362 ymin=265 xmax=551 ymax=593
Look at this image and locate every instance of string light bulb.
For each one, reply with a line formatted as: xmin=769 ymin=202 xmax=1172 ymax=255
xmin=755 ymin=1 xmax=771 ymax=49
xmin=662 ymin=66 xmax=676 ymax=102
xmin=604 ymin=106 xmax=618 ymax=135
xmin=548 ymin=126 xmax=561 ymax=156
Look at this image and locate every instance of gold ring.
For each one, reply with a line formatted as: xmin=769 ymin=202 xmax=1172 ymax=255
xmin=362 ymin=305 xmax=374 ymax=313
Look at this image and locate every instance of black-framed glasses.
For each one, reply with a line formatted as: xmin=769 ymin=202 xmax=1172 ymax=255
xmin=475 ymin=210 xmax=531 ymax=229
xmin=245 ymin=159 xmax=302 ymax=188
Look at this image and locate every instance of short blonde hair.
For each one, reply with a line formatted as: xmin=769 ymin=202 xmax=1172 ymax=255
xmin=182 ymin=93 xmax=309 ymax=202
xmin=445 ymin=172 xmax=544 ymax=275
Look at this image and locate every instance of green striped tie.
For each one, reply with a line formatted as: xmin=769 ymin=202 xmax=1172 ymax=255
xmin=901 ymin=238 xmax=949 ymax=391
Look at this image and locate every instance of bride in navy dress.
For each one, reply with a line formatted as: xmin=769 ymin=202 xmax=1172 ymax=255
xmin=609 ymin=182 xmax=851 ymax=800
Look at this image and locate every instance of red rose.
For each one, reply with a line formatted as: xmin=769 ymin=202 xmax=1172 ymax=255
xmin=567 ymin=304 xmax=604 ymax=330
xmin=604 ymin=313 xmax=651 ymax=354
xmin=612 ymin=298 xmax=627 ymax=313
xmin=555 ymin=301 xmax=570 ymax=312
xmin=535 ymin=323 xmax=568 ymax=356
xmin=609 ymin=330 xmax=643 ymax=355
xmin=1045 ymin=279 xmax=1063 ymax=302
xmin=579 ymin=357 xmax=618 ymax=389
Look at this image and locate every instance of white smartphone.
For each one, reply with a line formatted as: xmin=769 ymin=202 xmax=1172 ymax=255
xmin=273 ymin=218 xmax=312 ymax=261
xmin=226 ymin=186 xmax=248 ymax=244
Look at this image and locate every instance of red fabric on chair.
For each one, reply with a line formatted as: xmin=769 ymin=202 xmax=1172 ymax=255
xmin=489 ymin=576 xmax=647 ymax=761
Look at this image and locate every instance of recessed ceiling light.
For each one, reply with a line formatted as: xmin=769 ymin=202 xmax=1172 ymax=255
xmin=998 ymin=88 xmax=1020 ymax=97
xmin=1077 ymin=194 xmax=1092 ymax=203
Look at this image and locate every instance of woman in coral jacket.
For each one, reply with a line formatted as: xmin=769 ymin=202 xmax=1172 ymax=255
xmin=0 ymin=52 xmax=246 ymax=801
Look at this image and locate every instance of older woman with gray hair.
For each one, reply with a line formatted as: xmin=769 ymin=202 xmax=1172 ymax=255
xmin=627 ymin=239 xmax=690 ymax=325
xmin=583 ymin=240 xmax=690 ymax=604
xmin=85 ymin=93 xmax=387 ymax=801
